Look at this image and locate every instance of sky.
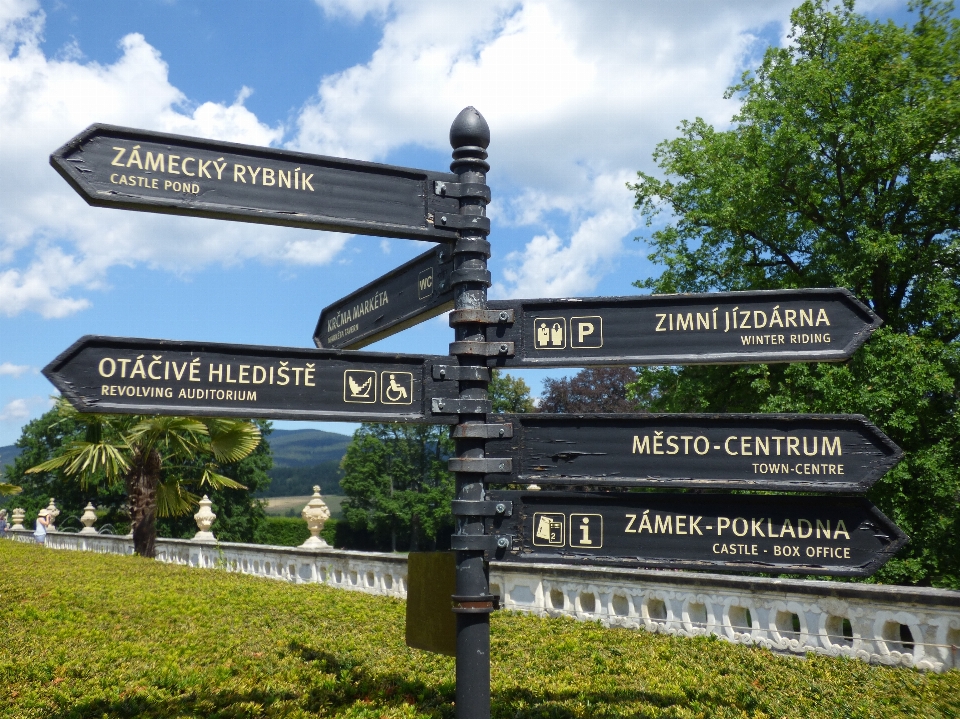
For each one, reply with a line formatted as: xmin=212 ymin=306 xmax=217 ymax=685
xmin=0 ymin=0 xmax=917 ymax=445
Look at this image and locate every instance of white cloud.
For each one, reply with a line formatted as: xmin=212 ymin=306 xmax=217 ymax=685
xmin=295 ymin=0 xmax=801 ymax=298
xmin=0 ymin=362 xmax=35 ymax=377
xmin=0 ymin=395 xmax=51 ymax=422
xmin=0 ymin=5 xmax=346 ymax=317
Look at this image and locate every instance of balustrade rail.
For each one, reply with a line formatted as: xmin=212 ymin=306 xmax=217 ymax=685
xmin=7 ymin=528 xmax=959 ymax=672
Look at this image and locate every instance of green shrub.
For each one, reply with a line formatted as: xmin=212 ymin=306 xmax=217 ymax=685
xmin=252 ymin=516 xmax=310 ymax=547
xmin=1 ymin=542 xmax=958 ymax=718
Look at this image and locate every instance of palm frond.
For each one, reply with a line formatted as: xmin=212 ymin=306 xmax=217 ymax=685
xmin=199 ymin=466 xmax=247 ymax=491
xmin=156 ymin=480 xmax=201 ymax=518
xmin=205 ymin=419 xmax=261 ymax=463
xmin=26 ymin=439 xmax=130 ymax=487
xmin=0 ymin=482 xmax=22 ymax=496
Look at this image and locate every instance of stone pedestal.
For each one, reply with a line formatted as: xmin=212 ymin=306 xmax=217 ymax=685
xmin=79 ymin=502 xmax=98 ymax=534
xmin=193 ymin=495 xmax=216 ymax=542
xmin=300 ymin=485 xmax=331 ymax=549
xmin=10 ymin=508 xmax=25 ymax=530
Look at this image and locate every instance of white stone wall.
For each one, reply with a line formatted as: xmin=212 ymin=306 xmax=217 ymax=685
xmin=8 ymin=529 xmax=959 ymax=672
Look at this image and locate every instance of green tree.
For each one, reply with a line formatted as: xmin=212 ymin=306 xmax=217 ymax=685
xmin=490 ymin=369 xmax=535 ymax=413
xmin=26 ymin=400 xmax=261 ymax=557
xmin=628 ymin=0 xmax=960 ymax=587
xmin=540 ymin=368 xmax=639 ymax=413
xmin=157 ymin=419 xmax=273 ymax=543
xmin=340 ymin=423 xmax=454 ymax=552
xmin=2 ymin=404 xmax=130 ymax=531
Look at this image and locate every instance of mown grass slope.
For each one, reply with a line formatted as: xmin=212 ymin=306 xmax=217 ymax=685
xmin=1 ymin=541 xmax=957 ymax=718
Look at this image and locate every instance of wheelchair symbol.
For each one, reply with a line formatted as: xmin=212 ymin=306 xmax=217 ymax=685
xmin=380 ymin=371 xmax=413 ymax=405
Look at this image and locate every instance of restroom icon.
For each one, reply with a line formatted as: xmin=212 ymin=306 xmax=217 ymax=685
xmin=534 ymin=317 xmax=566 ymax=349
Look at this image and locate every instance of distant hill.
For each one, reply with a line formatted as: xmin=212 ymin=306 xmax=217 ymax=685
xmin=0 ymin=444 xmax=22 ymax=476
xmin=261 ymin=428 xmax=352 ymax=497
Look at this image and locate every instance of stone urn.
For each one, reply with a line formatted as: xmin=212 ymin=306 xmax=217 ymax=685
xmin=45 ymin=498 xmax=60 ymax=532
xmin=10 ymin=507 xmax=25 ymax=530
xmin=300 ymin=486 xmax=331 ymax=549
xmin=193 ymin=495 xmax=217 ymax=542
xmin=79 ymin=502 xmax=98 ymax=534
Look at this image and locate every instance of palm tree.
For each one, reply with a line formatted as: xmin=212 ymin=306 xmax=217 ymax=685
xmin=0 ymin=483 xmax=21 ymax=496
xmin=27 ymin=399 xmax=261 ymax=557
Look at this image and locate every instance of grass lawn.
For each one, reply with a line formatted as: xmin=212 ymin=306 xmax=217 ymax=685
xmin=1 ymin=541 xmax=957 ymax=718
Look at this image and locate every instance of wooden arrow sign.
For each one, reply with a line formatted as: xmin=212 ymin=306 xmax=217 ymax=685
xmin=486 ymin=288 xmax=880 ymax=367
xmin=50 ymin=124 xmax=473 ymax=242
xmin=484 ymin=413 xmax=902 ymax=493
xmin=44 ymin=336 xmax=459 ymax=424
xmin=485 ymin=490 xmax=908 ymax=577
xmin=315 ymin=245 xmax=455 ymax=350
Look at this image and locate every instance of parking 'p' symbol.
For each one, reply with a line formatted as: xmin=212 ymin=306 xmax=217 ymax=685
xmin=571 ymin=316 xmax=603 ymax=348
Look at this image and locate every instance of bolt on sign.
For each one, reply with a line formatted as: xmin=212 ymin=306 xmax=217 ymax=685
xmin=483 ymin=413 xmax=902 ymax=493
xmin=483 ymin=491 xmax=907 ymax=577
xmin=315 ymin=245 xmax=455 ymax=350
xmin=485 ymin=288 xmax=880 ymax=367
xmin=50 ymin=124 xmax=472 ymax=242
xmin=44 ymin=336 xmax=458 ymax=424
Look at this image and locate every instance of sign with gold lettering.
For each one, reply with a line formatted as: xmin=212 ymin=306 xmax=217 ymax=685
xmin=44 ymin=336 xmax=459 ymax=424
xmin=51 ymin=124 xmax=470 ymax=242
xmin=484 ymin=413 xmax=902 ymax=493
xmin=315 ymin=245 xmax=455 ymax=350
xmin=486 ymin=288 xmax=881 ymax=367
xmin=484 ymin=490 xmax=907 ymax=577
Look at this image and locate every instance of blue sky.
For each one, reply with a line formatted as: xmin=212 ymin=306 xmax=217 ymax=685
xmin=0 ymin=0 xmax=919 ymax=444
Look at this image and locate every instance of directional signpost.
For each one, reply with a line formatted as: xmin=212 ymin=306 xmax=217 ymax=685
xmin=482 ymin=491 xmax=907 ymax=577
xmin=51 ymin=124 xmax=477 ymax=241
xmin=485 ymin=289 xmax=880 ymax=367
xmin=43 ymin=336 xmax=459 ymax=424
xmin=481 ymin=413 xmax=902 ymax=493
xmin=315 ymin=244 xmax=455 ymax=350
xmin=47 ymin=107 xmax=906 ymax=719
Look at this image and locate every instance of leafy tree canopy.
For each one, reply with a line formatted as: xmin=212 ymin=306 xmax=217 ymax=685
xmin=628 ymin=0 xmax=960 ymax=587
xmin=490 ymin=369 xmax=536 ymax=413
xmin=340 ymin=423 xmax=454 ymax=552
xmin=541 ymin=368 xmax=640 ymax=413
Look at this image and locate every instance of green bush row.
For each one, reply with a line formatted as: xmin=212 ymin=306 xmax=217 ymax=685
xmin=1 ymin=541 xmax=958 ymax=718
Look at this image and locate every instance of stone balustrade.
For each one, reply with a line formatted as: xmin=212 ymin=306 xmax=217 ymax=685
xmin=7 ymin=528 xmax=959 ymax=672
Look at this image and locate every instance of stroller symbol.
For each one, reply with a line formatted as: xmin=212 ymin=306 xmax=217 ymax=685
xmin=380 ymin=371 xmax=413 ymax=405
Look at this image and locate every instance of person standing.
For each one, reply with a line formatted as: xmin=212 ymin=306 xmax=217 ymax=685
xmin=34 ymin=509 xmax=49 ymax=545
xmin=0 ymin=509 xmax=7 ymax=538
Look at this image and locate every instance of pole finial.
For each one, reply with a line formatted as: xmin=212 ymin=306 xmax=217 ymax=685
xmin=449 ymin=107 xmax=490 ymax=174
xmin=450 ymin=107 xmax=490 ymax=150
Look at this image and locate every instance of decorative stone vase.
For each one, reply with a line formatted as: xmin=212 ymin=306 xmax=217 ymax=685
xmin=193 ymin=495 xmax=216 ymax=542
xmin=10 ymin=508 xmax=25 ymax=530
xmin=45 ymin=498 xmax=60 ymax=532
xmin=300 ymin=485 xmax=331 ymax=549
xmin=79 ymin=502 xmax=98 ymax=534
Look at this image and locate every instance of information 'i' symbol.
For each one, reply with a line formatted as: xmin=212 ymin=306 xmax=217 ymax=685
xmin=579 ymin=516 xmax=593 ymax=545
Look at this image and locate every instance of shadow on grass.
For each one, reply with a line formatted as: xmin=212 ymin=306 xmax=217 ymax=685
xmin=47 ymin=642 xmax=703 ymax=719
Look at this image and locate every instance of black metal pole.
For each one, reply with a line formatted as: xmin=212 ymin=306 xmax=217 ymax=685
xmin=448 ymin=107 xmax=493 ymax=719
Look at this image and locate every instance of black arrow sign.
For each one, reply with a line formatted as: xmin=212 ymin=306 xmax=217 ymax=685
xmin=485 ymin=490 xmax=907 ymax=577
xmin=486 ymin=288 xmax=880 ymax=367
xmin=44 ymin=336 xmax=459 ymax=424
xmin=314 ymin=245 xmax=455 ymax=350
xmin=484 ymin=413 xmax=902 ymax=493
xmin=50 ymin=124 xmax=474 ymax=242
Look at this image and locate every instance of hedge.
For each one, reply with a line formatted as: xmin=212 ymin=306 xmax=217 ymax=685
xmin=1 ymin=541 xmax=957 ymax=718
